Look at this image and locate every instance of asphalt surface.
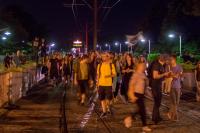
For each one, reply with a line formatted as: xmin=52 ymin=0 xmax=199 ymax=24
xmin=0 ymin=82 xmax=200 ymax=133
xmin=0 ymin=82 xmax=63 ymax=133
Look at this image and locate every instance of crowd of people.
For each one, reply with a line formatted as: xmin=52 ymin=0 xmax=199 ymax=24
xmin=3 ymin=50 xmax=26 ymax=69
xmin=41 ymin=51 xmax=200 ymax=132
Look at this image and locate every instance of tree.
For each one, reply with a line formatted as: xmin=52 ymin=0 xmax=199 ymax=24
xmin=0 ymin=5 xmax=49 ymax=54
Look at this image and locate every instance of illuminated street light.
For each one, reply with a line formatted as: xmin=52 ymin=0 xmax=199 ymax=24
xmin=2 ymin=37 xmax=7 ymax=40
xmin=115 ymin=42 xmax=122 ymax=53
xmin=97 ymin=44 xmax=102 ymax=51
xmin=51 ymin=43 xmax=55 ymax=47
xmin=105 ymin=43 xmax=111 ymax=51
xmin=125 ymin=41 xmax=129 ymax=44
xmin=4 ymin=31 xmax=11 ymax=36
xmin=141 ymin=38 xmax=151 ymax=54
xmin=168 ymin=34 xmax=175 ymax=38
xmin=125 ymin=41 xmax=130 ymax=52
xmin=141 ymin=39 xmax=146 ymax=42
xmin=168 ymin=33 xmax=182 ymax=56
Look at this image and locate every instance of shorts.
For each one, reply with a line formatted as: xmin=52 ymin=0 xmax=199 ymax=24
xmin=78 ymin=80 xmax=88 ymax=94
xmin=98 ymin=86 xmax=113 ymax=101
xmin=50 ymin=71 xmax=58 ymax=80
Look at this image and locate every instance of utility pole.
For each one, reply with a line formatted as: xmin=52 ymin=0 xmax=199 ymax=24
xmin=64 ymin=0 xmax=120 ymax=50
xmin=85 ymin=23 xmax=88 ymax=53
xmin=93 ymin=0 xmax=98 ymax=50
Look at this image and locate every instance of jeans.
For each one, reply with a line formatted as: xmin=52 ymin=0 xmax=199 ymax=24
xmin=151 ymin=85 xmax=162 ymax=123
xmin=169 ymin=88 xmax=181 ymax=120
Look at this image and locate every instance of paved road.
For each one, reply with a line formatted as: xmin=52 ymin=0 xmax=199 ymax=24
xmin=0 ymin=82 xmax=63 ymax=133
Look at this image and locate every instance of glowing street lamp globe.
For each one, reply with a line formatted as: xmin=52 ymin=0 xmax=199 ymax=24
xmin=2 ymin=37 xmax=7 ymax=40
xmin=168 ymin=34 xmax=175 ymax=38
xmin=4 ymin=31 xmax=11 ymax=36
xmin=141 ymin=39 xmax=146 ymax=42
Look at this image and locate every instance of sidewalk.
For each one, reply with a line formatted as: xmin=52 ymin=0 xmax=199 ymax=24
xmin=0 ymin=83 xmax=63 ymax=133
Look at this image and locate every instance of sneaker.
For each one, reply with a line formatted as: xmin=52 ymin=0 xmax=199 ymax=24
xmin=142 ymin=126 xmax=152 ymax=132
xmin=167 ymin=113 xmax=171 ymax=120
xmin=107 ymin=108 xmax=113 ymax=115
xmin=124 ymin=116 xmax=132 ymax=128
xmin=100 ymin=112 xmax=107 ymax=118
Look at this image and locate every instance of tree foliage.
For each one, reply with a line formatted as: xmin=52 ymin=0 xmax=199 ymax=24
xmin=0 ymin=5 xmax=49 ymax=54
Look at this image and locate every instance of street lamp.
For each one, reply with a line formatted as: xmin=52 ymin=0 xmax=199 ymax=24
xmin=4 ymin=31 xmax=11 ymax=36
xmin=97 ymin=44 xmax=102 ymax=51
xmin=51 ymin=43 xmax=55 ymax=47
xmin=105 ymin=43 xmax=111 ymax=51
xmin=115 ymin=42 xmax=122 ymax=53
xmin=2 ymin=36 xmax=7 ymax=40
xmin=125 ymin=41 xmax=130 ymax=52
xmin=168 ymin=33 xmax=182 ymax=56
xmin=141 ymin=39 xmax=151 ymax=54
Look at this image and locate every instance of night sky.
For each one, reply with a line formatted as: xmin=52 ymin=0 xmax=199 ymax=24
xmin=1 ymin=0 xmax=156 ymax=48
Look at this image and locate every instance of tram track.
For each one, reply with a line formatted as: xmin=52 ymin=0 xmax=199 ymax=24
xmin=145 ymin=89 xmax=200 ymax=130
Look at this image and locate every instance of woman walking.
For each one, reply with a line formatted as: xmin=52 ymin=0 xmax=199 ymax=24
xmin=121 ymin=54 xmax=135 ymax=101
xmin=124 ymin=63 xmax=151 ymax=132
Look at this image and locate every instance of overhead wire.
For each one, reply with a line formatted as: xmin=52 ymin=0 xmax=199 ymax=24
xmin=102 ymin=0 xmax=121 ymax=22
xmin=81 ymin=0 xmax=92 ymax=9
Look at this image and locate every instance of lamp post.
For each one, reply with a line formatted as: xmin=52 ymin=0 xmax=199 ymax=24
xmin=125 ymin=41 xmax=129 ymax=52
xmin=168 ymin=33 xmax=182 ymax=56
xmin=97 ymin=44 xmax=102 ymax=51
xmin=115 ymin=42 xmax=122 ymax=53
xmin=141 ymin=39 xmax=151 ymax=54
xmin=4 ymin=31 xmax=11 ymax=36
xmin=105 ymin=43 xmax=110 ymax=51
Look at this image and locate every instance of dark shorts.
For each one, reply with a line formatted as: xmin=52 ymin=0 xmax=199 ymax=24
xmin=78 ymin=80 xmax=88 ymax=94
xmin=50 ymin=71 xmax=58 ymax=80
xmin=98 ymin=86 xmax=113 ymax=101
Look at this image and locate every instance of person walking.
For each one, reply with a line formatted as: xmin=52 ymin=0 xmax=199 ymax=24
xmin=167 ymin=54 xmax=183 ymax=121
xmin=124 ymin=63 xmax=152 ymax=132
xmin=96 ymin=52 xmax=116 ymax=118
xmin=195 ymin=61 xmax=200 ymax=102
xmin=113 ymin=55 xmax=122 ymax=102
xmin=149 ymin=55 xmax=170 ymax=124
xmin=49 ymin=53 xmax=59 ymax=85
xmin=77 ymin=55 xmax=89 ymax=105
xmin=121 ymin=54 xmax=135 ymax=102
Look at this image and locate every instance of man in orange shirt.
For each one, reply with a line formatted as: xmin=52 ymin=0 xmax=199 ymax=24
xmin=97 ymin=52 xmax=116 ymax=118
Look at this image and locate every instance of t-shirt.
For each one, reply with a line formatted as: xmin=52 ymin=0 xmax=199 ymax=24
xmin=77 ymin=60 xmax=89 ymax=80
xmin=97 ymin=63 xmax=116 ymax=86
xmin=50 ymin=58 xmax=58 ymax=71
xmin=150 ymin=60 xmax=165 ymax=87
xmin=171 ymin=65 xmax=183 ymax=89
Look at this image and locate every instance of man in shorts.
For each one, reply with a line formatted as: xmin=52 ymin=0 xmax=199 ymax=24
xmin=97 ymin=52 xmax=116 ymax=118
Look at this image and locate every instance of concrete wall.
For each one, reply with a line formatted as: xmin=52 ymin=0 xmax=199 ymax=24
xmin=182 ymin=72 xmax=196 ymax=90
xmin=0 ymin=67 xmax=43 ymax=107
xmin=0 ymin=55 xmax=5 ymax=63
